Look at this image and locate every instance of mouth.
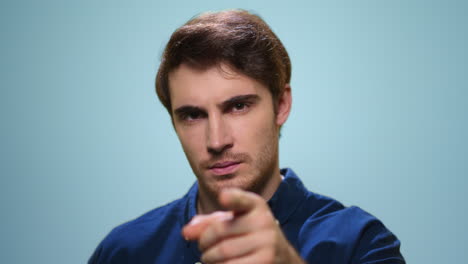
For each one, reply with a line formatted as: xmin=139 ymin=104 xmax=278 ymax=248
xmin=208 ymin=161 xmax=241 ymax=176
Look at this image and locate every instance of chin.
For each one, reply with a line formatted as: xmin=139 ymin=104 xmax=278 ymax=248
xmin=197 ymin=163 xmax=275 ymax=198
xmin=219 ymin=177 xmax=250 ymax=190
xmin=209 ymin=173 xmax=260 ymax=195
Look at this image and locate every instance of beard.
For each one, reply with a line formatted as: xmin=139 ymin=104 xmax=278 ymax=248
xmin=189 ymin=131 xmax=280 ymax=211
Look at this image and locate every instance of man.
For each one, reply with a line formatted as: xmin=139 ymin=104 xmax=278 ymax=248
xmin=89 ymin=9 xmax=405 ymax=263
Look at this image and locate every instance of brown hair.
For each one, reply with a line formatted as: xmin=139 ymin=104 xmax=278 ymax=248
xmin=155 ymin=9 xmax=291 ymax=114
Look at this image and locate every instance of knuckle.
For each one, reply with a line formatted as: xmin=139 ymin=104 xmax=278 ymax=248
xmin=199 ymin=227 xmax=214 ymax=250
xmin=199 ymin=221 xmax=226 ymax=251
xmin=217 ymin=241 xmax=230 ymax=258
xmin=256 ymin=211 xmax=274 ymax=228
xmin=265 ymin=229 xmax=276 ymax=240
xmin=261 ymin=230 xmax=277 ymax=249
xmin=213 ymin=220 xmax=225 ymax=234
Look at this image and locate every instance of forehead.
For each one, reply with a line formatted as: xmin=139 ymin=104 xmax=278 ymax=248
xmin=168 ymin=63 xmax=269 ymax=110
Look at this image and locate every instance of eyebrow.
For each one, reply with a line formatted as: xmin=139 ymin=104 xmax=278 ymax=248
xmin=173 ymin=105 xmax=204 ymax=117
xmin=173 ymin=94 xmax=260 ymax=116
xmin=219 ymin=94 xmax=260 ymax=109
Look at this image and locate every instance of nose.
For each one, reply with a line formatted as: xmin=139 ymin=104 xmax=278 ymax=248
xmin=206 ymin=113 xmax=233 ymax=155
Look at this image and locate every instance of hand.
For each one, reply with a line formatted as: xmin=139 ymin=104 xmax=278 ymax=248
xmin=182 ymin=188 xmax=306 ymax=264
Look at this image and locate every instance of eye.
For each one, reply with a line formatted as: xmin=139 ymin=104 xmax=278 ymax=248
xmin=231 ymin=102 xmax=249 ymax=112
xmin=186 ymin=112 xmax=201 ymax=120
xmin=180 ymin=111 xmax=204 ymax=121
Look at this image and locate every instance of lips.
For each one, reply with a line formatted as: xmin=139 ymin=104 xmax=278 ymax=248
xmin=209 ymin=161 xmax=241 ymax=175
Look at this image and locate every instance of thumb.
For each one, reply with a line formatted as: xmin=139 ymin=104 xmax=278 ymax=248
xmin=219 ymin=188 xmax=260 ymax=214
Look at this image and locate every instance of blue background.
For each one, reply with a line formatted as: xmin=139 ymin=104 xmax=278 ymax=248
xmin=1 ymin=0 xmax=467 ymax=263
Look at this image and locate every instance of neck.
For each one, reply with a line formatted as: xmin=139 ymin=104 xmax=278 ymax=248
xmin=196 ymin=168 xmax=283 ymax=215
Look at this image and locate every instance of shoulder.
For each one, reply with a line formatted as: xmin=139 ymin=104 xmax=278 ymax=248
xmin=295 ymin=191 xmax=369 ymax=235
xmin=297 ymin=192 xmax=404 ymax=263
xmin=111 ymin=198 xmax=184 ymax=240
xmin=88 ymin=197 xmax=187 ymax=263
xmin=303 ymin=191 xmax=377 ymax=228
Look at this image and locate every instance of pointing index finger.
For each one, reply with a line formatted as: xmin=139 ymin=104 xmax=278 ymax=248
xmin=182 ymin=211 xmax=233 ymax=241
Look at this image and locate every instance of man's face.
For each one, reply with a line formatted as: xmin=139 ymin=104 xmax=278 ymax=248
xmin=169 ymin=63 xmax=290 ymax=200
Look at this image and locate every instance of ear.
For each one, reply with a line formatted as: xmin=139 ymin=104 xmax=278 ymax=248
xmin=275 ymin=84 xmax=292 ymax=126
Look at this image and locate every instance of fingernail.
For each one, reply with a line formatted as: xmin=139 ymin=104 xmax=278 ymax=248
xmin=218 ymin=213 xmax=233 ymax=222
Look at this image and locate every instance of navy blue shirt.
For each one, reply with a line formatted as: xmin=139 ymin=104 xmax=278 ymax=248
xmin=89 ymin=168 xmax=405 ymax=263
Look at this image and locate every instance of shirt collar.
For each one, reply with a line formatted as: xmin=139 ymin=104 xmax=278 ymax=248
xmin=183 ymin=182 xmax=198 ymax=225
xmin=268 ymin=168 xmax=308 ymax=225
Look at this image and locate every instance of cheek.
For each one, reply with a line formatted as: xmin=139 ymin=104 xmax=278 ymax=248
xmin=176 ymin=127 xmax=205 ymax=159
xmin=234 ymin=110 xmax=277 ymax=148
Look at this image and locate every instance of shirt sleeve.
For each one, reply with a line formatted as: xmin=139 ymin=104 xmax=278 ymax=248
xmin=351 ymin=218 xmax=406 ymax=264
xmin=88 ymin=243 xmax=103 ymax=264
